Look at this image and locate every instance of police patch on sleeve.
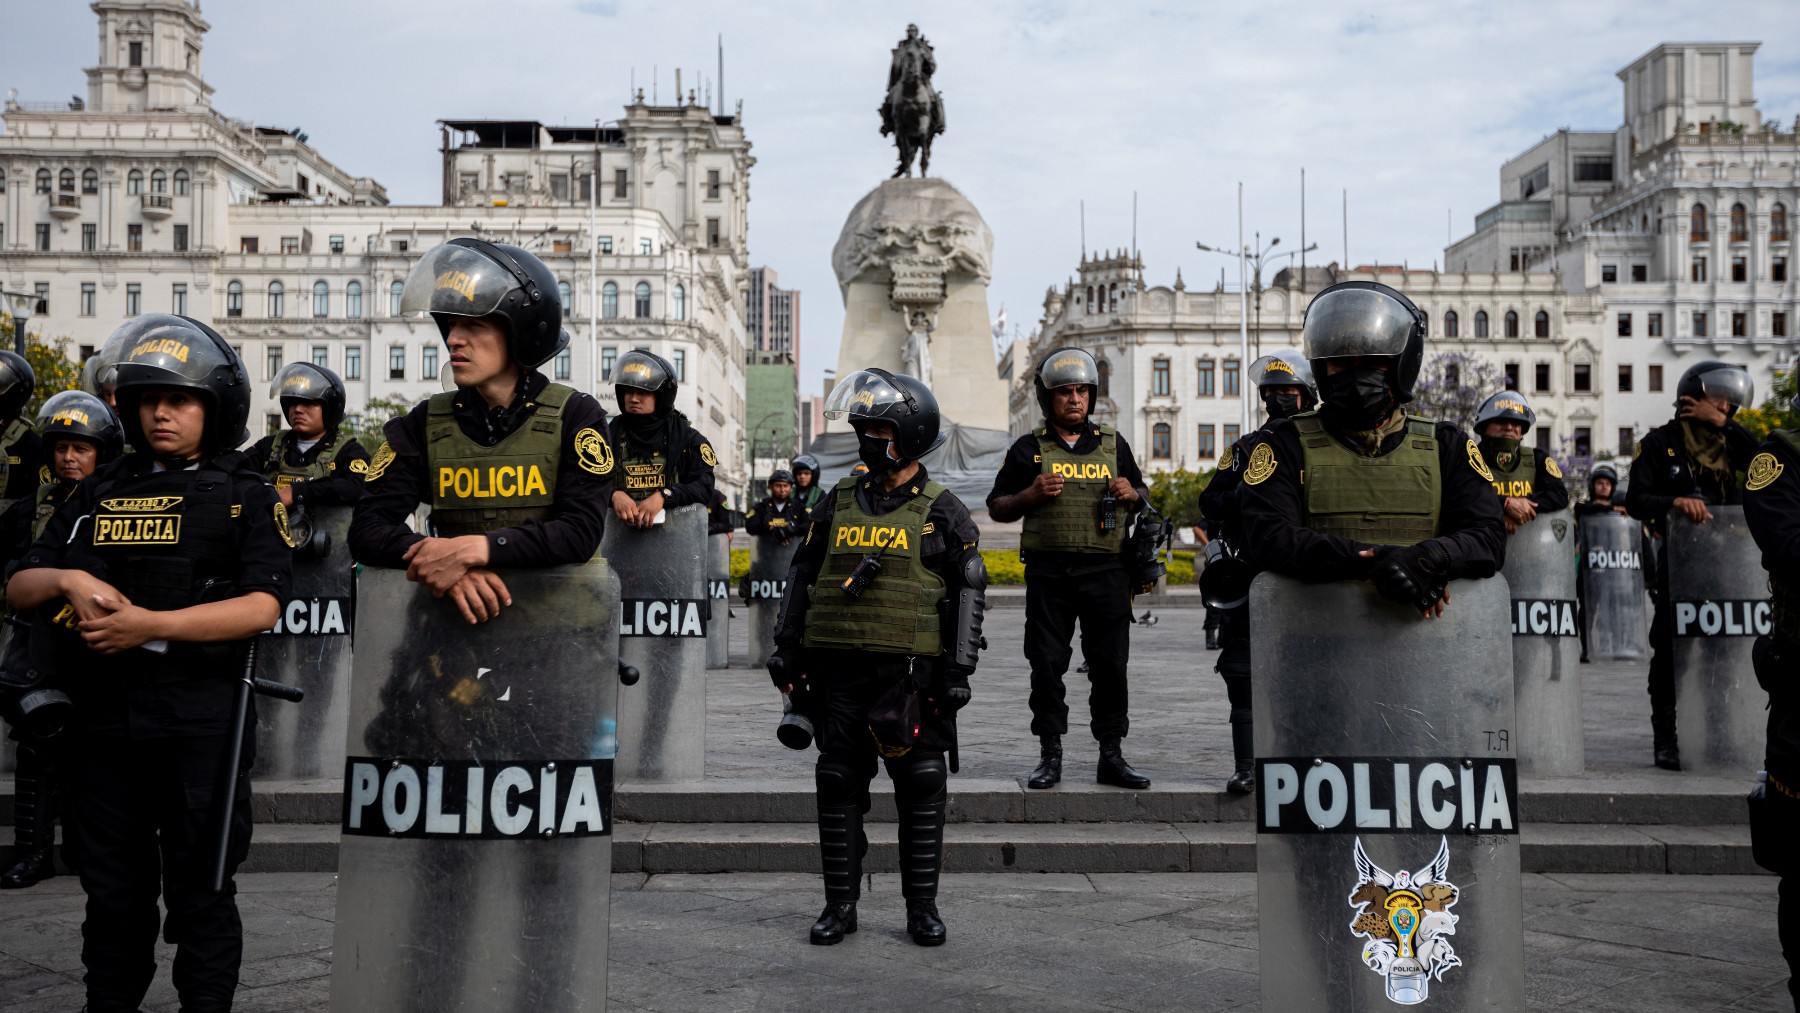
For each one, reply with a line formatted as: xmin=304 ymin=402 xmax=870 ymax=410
xmin=349 ymin=458 xmax=369 ymax=475
xmin=38 ymin=465 xmax=50 ymax=485
xmin=274 ymin=502 xmax=297 ymax=548
xmin=364 ymin=442 xmax=396 ymax=483
xmin=575 ymin=427 xmax=615 ymax=476
xmin=1544 ymin=456 xmax=1563 ymax=479
xmin=1746 ymin=452 xmax=1784 ymax=492
xmin=699 ymin=442 xmax=718 ymax=467
xmin=1243 ymin=443 xmax=1278 ymax=486
xmin=1466 ymin=440 xmax=1495 ymax=481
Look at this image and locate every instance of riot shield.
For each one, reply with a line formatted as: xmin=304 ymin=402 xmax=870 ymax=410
xmin=706 ymin=532 xmax=731 ymax=670
xmin=1503 ymin=509 xmax=1582 ymax=775
xmin=602 ymin=503 xmax=708 ymax=783
xmin=1580 ymin=512 xmax=1650 ymax=661
xmin=745 ymin=533 xmax=800 ymax=669
xmin=1666 ymin=506 xmax=1771 ymax=774
xmin=1252 ymin=574 xmax=1524 ymax=1012
xmin=329 ymin=562 xmax=620 ymax=1013
xmin=251 ymin=506 xmax=353 ymax=779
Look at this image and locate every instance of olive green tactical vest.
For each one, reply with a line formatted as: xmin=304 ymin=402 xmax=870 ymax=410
xmin=1486 ymin=445 xmax=1537 ymax=500
xmin=1295 ymin=412 xmax=1442 ymax=546
xmin=1020 ymin=426 xmax=1124 ymax=554
xmin=804 ymin=476 xmax=947 ymax=655
xmin=0 ymin=416 xmax=29 ymax=487
xmin=30 ymin=481 xmax=62 ymax=541
xmin=1770 ymin=430 xmax=1800 ymax=642
xmin=618 ymin=449 xmax=668 ymax=502
xmin=425 ymin=383 xmax=571 ymax=536
xmin=267 ymin=431 xmax=344 ymax=489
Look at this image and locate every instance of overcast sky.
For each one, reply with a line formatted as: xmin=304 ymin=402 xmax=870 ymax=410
xmin=8 ymin=1 xmax=1799 ymax=394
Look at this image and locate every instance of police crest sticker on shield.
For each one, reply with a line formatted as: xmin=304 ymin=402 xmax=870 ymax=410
xmin=1348 ymin=836 xmax=1462 ymax=1006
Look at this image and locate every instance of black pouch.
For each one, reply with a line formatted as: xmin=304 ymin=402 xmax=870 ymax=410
xmin=1752 ymin=634 xmax=1790 ymax=697
xmin=867 ymin=674 xmax=922 ymax=759
xmin=1748 ymin=771 xmax=1799 ymax=875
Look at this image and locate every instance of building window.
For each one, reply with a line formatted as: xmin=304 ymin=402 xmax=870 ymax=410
xmin=1731 ymin=311 xmax=1746 ymax=337
xmin=82 ymin=224 xmax=97 ymax=251
xmin=391 ymin=240 xmax=409 ymax=253
xmin=1573 ymin=363 xmax=1591 ymax=392
xmin=173 ymin=170 xmax=189 ymax=196
xmin=80 ymin=283 xmax=97 ymax=317
xmin=227 ymin=281 xmax=243 ymax=317
xmin=312 ymin=345 xmax=330 ymax=368
xmin=266 ymin=345 xmax=284 ymax=381
xmin=1097 ymin=360 xmax=1110 ymax=398
xmin=1533 ymin=362 xmax=1551 ymax=392
xmin=1775 ymin=256 xmax=1789 ymax=283
xmin=672 ymin=283 xmax=686 ymax=321
xmin=1693 ymin=311 xmax=1707 ymax=337
xmin=1474 ymin=310 xmax=1489 ymax=338
xmin=549 ymin=174 xmax=569 ymax=201
xmin=1690 ymin=203 xmax=1709 ymax=241
xmin=59 ymin=168 xmax=75 ymax=192
xmin=1535 ymin=426 xmax=1552 ymax=452
xmin=1773 ymin=312 xmax=1788 ymax=337
xmin=707 ymin=170 xmax=722 ymax=199
xmin=1773 ymin=203 xmax=1789 ymax=243
xmin=613 ymin=169 xmax=628 ymax=199
xmin=1196 ymin=425 xmax=1216 ymax=461
xmin=150 ymin=170 xmax=166 ymax=194
xmin=344 ymin=346 xmax=362 ymax=381
xmin=577 ymin=173 xmax=591 ymax=202
xmin=171 ymin=283 xmax=187 ymax=316
xmin=634 ymin=281 xmax=651 ymax=318
xmin=1691 ymin=256 xmax=1707 ymax=282
xmin=1445 ymin=363 xmax=1461 ymax=389
xmin=313 ymin=280 xmax=330 ymax=318
xmin=557 ymin=280 xmax=572 ymax=312
xmin=35 ymin=168 xmax=51 ymax=194
xmin=1730 ymin=203 xmax=1747 ymax=242
xmin=1151 ymin=358 xmax=1171 ymax=396
xmin=33 ymin=283 xmax=48 ymax=314
xmin=127 ymin=170 xmax=144 ymax=195
xmin=81 ymin=168 xmax=98 ymax=194
xmin=1085 ymin=286 xmax=1095 ymax=313
xmin=127 ymin=224 xmax=142 ymax=252
xmin=1151 ymin=422 xmax=1172 ymax=459
xmin=1223 ymin=424 xmax=1241 ymax=452
xmin=1732 ymin=256 xmax=1747 ymax=282
xmin=554 ymin=347 xmax=572 ymax=381
xmin=1504 ymin=311 xmax=1520 ymax=338
xmin=129 ymin=41 xmax=143 ymax=66
xmin=1573 ymin=427 xmax=1592 ymax=458
xmin=281 ymin=236 xmax=300 ymax=254
xmin=706 ymin=218 xmax=721 ymax=248
xmin=388 ymin=346 xmax=406 ymax=380
xmin=173 ymin=224 xmax=188 ymax=251
xmin=1601 ymin=264 xmax=1617 ymax=283
xmin=1222 ymin=359 xmax=1240 ymax=397
xmin=601 ymin=282 xmax=619 ymax=318
xmin=1533 ymin=310 xmax=1549 ymax=338
xmin=598 ymin=236 xmax=613 ymax=254
xmin=1647 ymin=312 xmax=1663 ymax=337
xmin=672 ymin=349 xmax=686 ymax=382
xmin=1615 ymin=428 xmax=1633 ymax=456
xmin=1196 ymin=359 xmax=1215 ymax=396
xmin=422 ymin=344 xmax=439 ymax=379
xmin=1632 ymin=264 xmax=1648 ymax=282
xmin=240 ymin=236 xmax=258 ymax=254
xmin=35 ymin=224 xmax=49 ymax=251
xmin=639 ymin=237 xmax=653 ymax=255
xmin=601 ymin=346 xmax=617 ymax=380
xmin=267 ymin=281 xmax=284 ymax=318
xmin=1573 ymin=155 xmax=1613 ymax=182
xmin=1617 ymin=313 xmax=1632 ymax=337
xmin=328 ymin=235 xmax=345 ymax=254
xmin=1503 ymin=362 xmax=1520 ymax=390
xmin=125 ymin=283 xmax=141 ymax=316
xmin=1443 ymin=310 xmax=1458 ymax=338
xmin=1648 ymin=364 xmax=1664 ymax=391
xmin=346 ymin=280 xmax=362 ymax=318
xmin=390 ymin=281 xmax=404 ymax=316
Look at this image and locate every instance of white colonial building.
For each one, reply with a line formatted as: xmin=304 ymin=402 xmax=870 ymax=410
xmin=0 ymin=0 xmax=754 ymax=494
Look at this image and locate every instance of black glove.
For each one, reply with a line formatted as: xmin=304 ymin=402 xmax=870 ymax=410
xmin=939 ymin=671 xmax=971 ymax=711
xmin=768 ymin=644 xmax=803 ymax=690
xmin=1369 ymin=540 xmax=1451 ymax=613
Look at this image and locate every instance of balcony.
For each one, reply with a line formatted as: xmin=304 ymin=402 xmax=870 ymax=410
xmin=140 ymin=193 xmax=174 ymax=219
xmin=48 ymin=192 xmax=82 ymax=219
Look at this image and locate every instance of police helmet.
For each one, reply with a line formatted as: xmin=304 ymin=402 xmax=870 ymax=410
xmin=1034 ymin=347 xmax=1100 ymax=419
xmin=82 ymin=326 xmax=137 ymax=403
xmin=35 ymin=389 xmax=123 ymax=463
xmin=0 ymin=350 xmax=36 ymax=421
xmin=850 ymin=462 xmax=871 ymax=476
xmin=1675 ymin=360 xmax=1754 ymax=418
xmin=823 ymin=367 xmax=945 ymax=460
xmin=791 ymin=453 xmax=820 ymax=477
xmin=399 ymin=237 xmax=569 ymax=369
xmin=1588 ymin=463 xmax=1618 ymax=495
xmin=613 ymin=350 xmax=679 ymax=415
xmin=1248 ymin=348 xmax=1318 ymax=401
xmin=109 ymin=314 xmax=251 ymax=454
xmin=1474 ymin=390 xmax=1538 ymax=436
xmin=768 ymin=469 xmax=794 ymax=487
xmin=1301 ymin=281 xmax=1428 ymax=402
xmin=270 ymin=362 xmax=348 ymax=432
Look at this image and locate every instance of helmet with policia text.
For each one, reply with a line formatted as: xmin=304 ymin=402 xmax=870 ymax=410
xmin=1249 ymin=347 xmax=1318 ymax=407
xmin=1675 ymin=360 xmax=1754 ymax=420
xmin=850 ymin=462 xmax=871 ymax=476
xmin=399 ymin=237 xmax=569 ymax=369
xmin=1034 ymin=347 xmax=1100 ymax=419
xmin=0 ymin=350 xmax=36 ymax=421
xmin=824 ymin=368 xmax=945 ymax=460
xmin=1301 ymin=281 xmax=1428 ymax=402
xmin=83 ymin=325 xmax=138 ymax=404
xmin=109 ymin=314 xmax=251 ymax=453
xmin=1473 ymin=390 xmax=1538 ymax=436
xmin=613 ymin=349 xmax=679 ymax=415
xmin=35 ymin=389 xmax=123 ymax=463
xmin=270 ymin=361 xmax=348 ymax=432
xmin=768 ymin=469 xmax=794 ymax=487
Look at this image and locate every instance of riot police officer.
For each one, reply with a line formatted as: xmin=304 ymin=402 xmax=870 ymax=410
xmin=1197 ymin=348 xmax=1318 ymax=794
xmin=1236 ymin=281 xmax=1505 ymax=612
xmin=745 ymin=469 xmax=807 ymax=546
xmin=1577 ymin=464 xmax=1627 ymax=517
xmin=0 ymin=390 xmax=122 ymax=889
xmin=607 ymin=349 xmax=715 ymax=529
xmin=769 ymin=368 xmax=985 ymax=948
xmin=1744 ymin=425 xmax=1800 ymax=1004
xmin=1472 ymin=390 xmax=1568 ymax=532
xmin=1626 ymin=360 xmax=1758 ymax=770
xmin=248 ymin=362 xmax=370 ymax=510
xmin=0 ymin=350 xmax=43 ymax=499
xmin=988 ymin=347 xmax=1151 ymax=790
xmin=792 ymin=453 xmax=825 ymax=513
xmin=348 ymin=238 xmax=613 ymax=622
xmin=7 ymin=315 xmax=291 ymax=1013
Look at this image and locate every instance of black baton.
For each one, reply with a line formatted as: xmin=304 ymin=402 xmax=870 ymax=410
xmin=210 ymin=640 xmax=304 ymax=893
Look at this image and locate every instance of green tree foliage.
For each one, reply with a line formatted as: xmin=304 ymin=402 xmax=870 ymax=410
xmin=1147 ymin=467 xmax=1216 ymax=526
xmin=1736 ymin=369 xmax=1798 ymax=439
xmin=342 ymin=395 xmax=420 ymax=448
xmin=3 ymin=317 xmax=87 ymax=420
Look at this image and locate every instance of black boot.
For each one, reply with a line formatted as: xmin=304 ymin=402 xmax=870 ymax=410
xmin=1226 ymin=759 xmax=1256 ymax=794
xmin=811 ymin=802 xmax=862 ymax=945
xmin=906 ymin=898 xmax=946 ymax=947
xmin=1028 ymin=735 xmax=1062 ymax=789
xmin=2 ymin=749 xmax=56 ymax=890
xmin=1226 ymin=719 xmax=1256 ymax=794
xmin=1651 ymin=706 xmax=1681 ymax=772
xmin=895 ymin=755 xmax=948 ymax=947
xmin=1097 ymin=738 xmax=1151 ymax=789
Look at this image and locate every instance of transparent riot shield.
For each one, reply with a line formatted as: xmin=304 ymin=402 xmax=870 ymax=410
xmin=1503 ymin=509 xmax=1582 ymax=775
xmin=329 ymin=562 xmax=620 ymax=1013
xmin=706 ymin=532 xmax=731 ymax=670
xmin=1252 ymin=574 xmax=1524 ymax=1012
xmin=745 ymin=534 xmax=801 ymax=669
xmin=1580 ymin=512 xmax=1649 ymax=661
xmin=602 ymin=503 xmax=707 ymax=783
xmin=251 ymin=506 xmax=353 ymax=779
xmin=1666 ymin=507 xmax=1771 ymax=774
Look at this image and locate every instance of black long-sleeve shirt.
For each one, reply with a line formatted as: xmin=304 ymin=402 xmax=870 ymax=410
xmin=1626 ymin=419 xmax=1759 ymax=539
xmin=246 ymin=430 xmax=372 ymax=508
xmin=1236 ymin=416 xmax=1506 ymax=583
xmin=607 ymin=419 xmax=717 ymax=510
xmin=986 ymin=423 xmax=1149 ymax=577
xmin=348 ymin=370 xmax=612 ymax=569
xmin=1198 ymin=422 xmax=1283 ymax=542
xmin=1745 ymin=433 xmax=1800 ymax=588
xmin=1 ymin=427 xmax=45 ymax=500
xmin=744 ymin=495 xmax=808 ymax=546
xmin=1521 ymin=453 xmax=1570 ymax=512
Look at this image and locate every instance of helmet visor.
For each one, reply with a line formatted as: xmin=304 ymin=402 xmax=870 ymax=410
xmin=1303 ymin=288 xmax=1416 ymax=361
xmin=1250 ymin=349 xmax=1308 ymax=389
xmin=823 ymin=369 xmax=907 ymax=420
xmin=398 ymin=243 xmax=518 ymax=321
xmin=1694 ymin=366 xmax=1754 ymax=409
xmin=1039 ymin=349 xmax=1099 ymax=390
xmin=614 ymin=351 xmax=670 ymax=392
xmin=271 ymin=362 xmax=332 ymax=401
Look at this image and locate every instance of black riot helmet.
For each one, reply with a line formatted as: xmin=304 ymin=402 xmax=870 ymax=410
xmin=1675 ymin=360 xmax=1754 ymax=420
xmin=109 ymin=314 xmax=251 ymax=453
xmin=768 ymin=469 xmax=794 ymax=488
xmin=1301 ymin=281 xmax=1428 ymax=402
xmin=35 ymin=389 xmax=123 ymax=463
xmin=0 ymin=350 xmax=37 ymax=421
xmin=1588 ymin=463 xmax=1618 ymax=497
xmin=1473 ymin=390 xmax=1538 ymax=436
xmin=613 ymin=350 xmax=678 ymax=415
xmin=791 ymin=453 xmax=820 ymax=479
xmin=1034 ymin=347 xmax=1100 ymax=420
xmin=824 ymin=367 xmax=945 ymax=460
xmin=399 ymin=237 xmax=570 ymax=369
xmin=270 ymin=361 xmax=348 ymax=432
xmin=1248 ymin=347 xmax=1319 ymax=413
xmin=83 ymin=325 xmax=137 ymax=406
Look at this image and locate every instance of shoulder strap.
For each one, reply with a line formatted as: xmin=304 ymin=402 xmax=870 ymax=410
xmin=1096 ymin=424 xmax=1116 ymax=437
xmin=1404 ymin=416 xmax=1436 ymax=439
xmin=0 ymin=417 xmax=30 ymax=453
xmin=534 ymin=382 xmax=576 ymax=418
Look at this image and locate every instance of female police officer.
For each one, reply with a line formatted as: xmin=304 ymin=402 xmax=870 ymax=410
xmin=1471 ymin=390 xmax=1568 ymax=533
xmin=248 ymin=361 xmax=370 ymax=510
xmin=607 ymin=349 xmax=714 ymax=529
xmin=348 ymin=238 xmax=612 ymax=618
xmin=769 ymin=368 xmax=986 ymax=948
xmin=7 ymin=314 xmax=291 ymax=1013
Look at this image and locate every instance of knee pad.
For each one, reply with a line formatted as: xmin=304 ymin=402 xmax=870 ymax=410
xmin=815 ymin=757 xmax=865 ymax=807
xmin=887 ymin=752 xmax=948 ymax=806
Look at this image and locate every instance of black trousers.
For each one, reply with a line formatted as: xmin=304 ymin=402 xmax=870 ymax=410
xmin=1024 ymin=569 xmax=1132 ymax=741
xmin=1648 ymin=559 xmax=1675 ymax=715
xmin=76 ymin=730 xmax=253 ymax=1013
xmin=1215 ymin=606 xmax=1254 ymax=762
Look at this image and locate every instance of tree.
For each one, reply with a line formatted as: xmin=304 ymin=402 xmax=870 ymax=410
xmin=1736 ymin=368 xmax=1798 ymax=440
xmin=1410 ymin=351 xmax=1503 ymax=433
xmin=1148 ymin=467 xmax=1216 ymax=526
xmin=2 ymin=314 xmax=86 ymax=420
xmin=343 ymin=395 xmax=419 ymax=448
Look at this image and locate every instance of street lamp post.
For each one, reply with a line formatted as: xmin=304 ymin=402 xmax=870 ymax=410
xmin=1 ymin=288 xmax=35 ymax=358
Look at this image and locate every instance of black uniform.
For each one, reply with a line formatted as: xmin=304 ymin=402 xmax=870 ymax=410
xmin=246 ymin=430 xmax=372 ymax=508
xmin=745 ymin=495 xmax=808 ymax=546
xmin=607 ymin=415 xmax=715 ymax=509
xmin=349 ymin=371 xmax=611 ymax=566
xmin=1198 ymin=430 xmax=1271 ymax=764
xmin=706 ymin=488 xmax=736 ymax=536
xmin=0 ymin=425 xmax=45 ymax=500
xmin=987 ymin=424 xmax=1148 ymax=741
xmin=17 ymin=452 xmax=291 ymax=1012
xmin=1503 ymin=452 xmax=1569 ymax=512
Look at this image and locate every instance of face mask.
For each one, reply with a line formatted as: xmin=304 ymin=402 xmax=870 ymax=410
xmin=1318 ymin=367 xmax=1395 ymax=431
xmin=856 ymin=432 xmax=901 ymax=475
xmin=1261 ymin=390 xmax=1304 ymax=420
xmin=1479 ymin=435 xmax=1521 ymax=468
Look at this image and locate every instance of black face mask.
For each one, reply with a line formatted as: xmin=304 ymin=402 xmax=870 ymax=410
xmin=1261 ymin=390 xmax=1305 ymax=420
xmin=856 ymin=432 xmax=902 ymax=475
xmin=1479 ymin=435 xmax=1522 ymax=468
xmin=1318 ymin=367 xmax=1396 ymax=431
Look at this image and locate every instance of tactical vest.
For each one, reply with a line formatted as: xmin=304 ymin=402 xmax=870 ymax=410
xmin=1294 ymin=412 xmax=1442 ymax=546
xmin=1769 ymin=431 xmax=1800 ymax=643
xmin=1020 ymin=426 xmax=1124 ymax=554
xmin=267 ymin=430 xmax=345 ymax=489
xmin=30 ymin=481 xmax=69 ymax=541
xmin=425 ymin=384 xmax=571 ymax=536
xmin=1486 ymin=445 xmax=1537 ymax=499
xmin=617 ymin=448 xmax=670 ymax=502
xmin=0 ymin=416 xmax=28 ymax=492
xmin=804 ymin=477 xmax=947 ymax=655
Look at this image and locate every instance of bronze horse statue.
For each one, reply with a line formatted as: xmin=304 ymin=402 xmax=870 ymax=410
xmin=881 ymin=42 xmax=943 ymax=178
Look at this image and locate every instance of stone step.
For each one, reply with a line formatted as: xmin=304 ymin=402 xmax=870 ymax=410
xmin=0 ymin=822 xmax=1764 ymax=876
